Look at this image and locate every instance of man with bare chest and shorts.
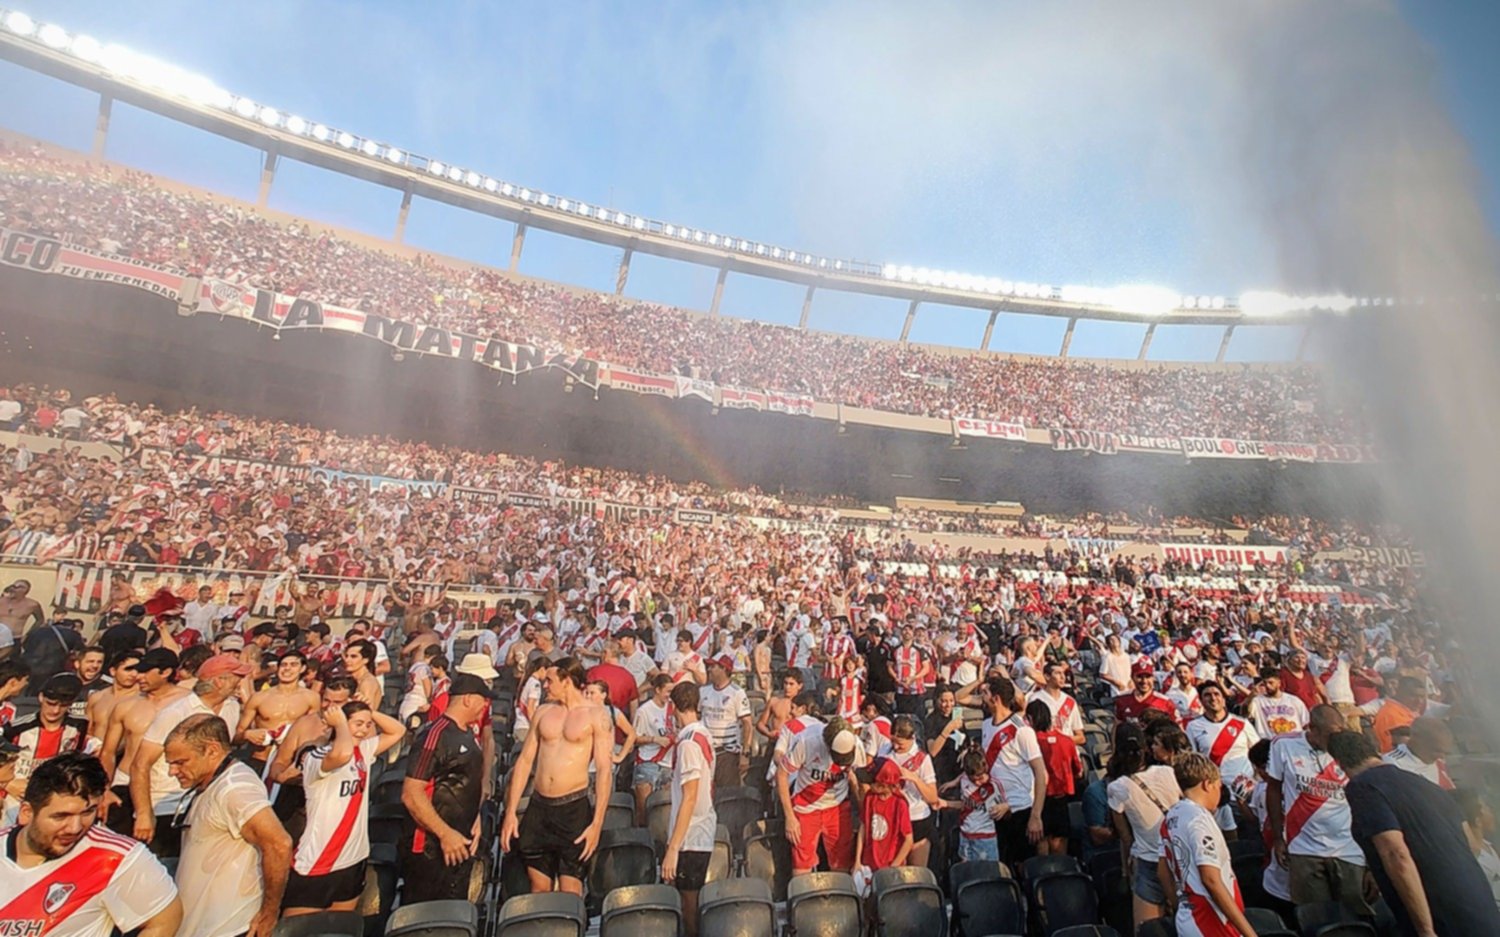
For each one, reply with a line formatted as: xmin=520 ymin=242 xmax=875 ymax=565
xmin=270 ymin=675 xmax=357 ymax=840
xmin=0 ymin=579 xmax=45 ymax=657
xmin=86 ymin=649 xmax=143 ymax=742
xmin=236 ymin=651 xmax=319 ymax=783
xmin=98 ymin=648 xmax=188 ymax=834
xmin=500 ymin=656 xmax=614 ymax=895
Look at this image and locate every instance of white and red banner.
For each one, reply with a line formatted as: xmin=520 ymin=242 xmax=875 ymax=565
xmin=605 ymin=367 xmax=676 ymax=397
xmin=1049 ymin=427 xmax=1118 ymax=454
xmin=954 ymin=418 xmax=1028 ymax=441
xmin=719 ymin=387 xmax=767 ymax=411
xmin=1160 ymin=542 xmax=1290 ymax=568
xmin=767 ymin=391 xmax=815 ymax=417
xmin=675 ymin=376 xmax=715 ymax=402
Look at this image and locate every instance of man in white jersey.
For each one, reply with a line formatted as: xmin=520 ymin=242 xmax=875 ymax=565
xmin=980 ymin=674 xmax=1047 ymax=865
xmin=165 ymin=714 xmax=292 ymax=937
xmin=1381 ymin=717 xmax=1455 ymax=790
xmin=770 ymin=691 xmax=823 ymax=783
xmin=0 ymin=753 xmax=180 ymax=937
xmin=129 ymin=654 xmax=246 ymax=856
xmin=1265 ymin=704 xmax=1371 ymax=917
xmin=1247 ymin=671 xmax=1308 ymax=740
xmin=662 ymin=682 xmax=717 ymax=937
xmin=283 ymin=701 xmax=405 ymax=915
xmin=1028 ymin=661 xmax=1085 ymax=745
xmin=1157 ymin=753 xmax=1257 ymax=937
xmin=1164 ymin=662 xmax=1204 ymax=727
xmin=777 ymin=718 xmax=866 ymax=876
xmin=1185 ymin=682 xmax=1261 ymax=802
xmin=700 ymin=658 xmax=752 ymax=790
xmin=664 ymin=631 xmax=707 ymax=686
xmin=1295 ymin=628 xmax=1361 ymax=728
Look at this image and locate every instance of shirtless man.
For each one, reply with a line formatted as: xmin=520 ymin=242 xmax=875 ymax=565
xmin=0 ymin=579 xmax=45 ymax=653
xmin=291 ymin=580 xmax=326 ymax=631
xmin=235 ymin=650 xmax=319 ymax=782
xmin=500 ymin=656 xmax=614 ymax=895
xmin=400 ymin=615 xmax=442 ymax=669
xmin=97 ymin=648 xmax=188 ymax=834
xmin=269 ymin=674 xmax=357 ymax=840
xmin=755 ymin=671 xmax=804 ymax=745
xmin=342 ymin=639 xmax=383 ymax=707
xmin=86 ymin=649 xmax=142 ymax=742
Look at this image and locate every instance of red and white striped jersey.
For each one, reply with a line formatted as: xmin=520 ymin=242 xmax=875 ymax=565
xmin=1160 ymin=798 xmax=1244 ymax=937
xmin=981 ymin=714 xmax=1043 ymax=811
xmin=1382 ymin=744 xmax=1455 ymax=790
xmin=836 ymin=676 xmax=864 ymax=723
xmin=633 ymin=699 xmax=673 ymax=766
xmin=1265 ymin=733 xmax=1363 ymax=863
xmin=0 ymin=824 xmax=178 ymax=937
xmin=958 ymin=775 xmax=1005 ymax=838
xmin=894 ymin=646 xmax=925 ymax=693
xmin=822 ymin=633 xmax=854 ymax=680
xmin=1186 ymin=715 xmax=1260 ymax=798
xmin=3 ymin=714 xmax=91 ymax=783
xmin=1026 ymin=689 xmax=1083 ymax=739
xmin=783 ymin=723 xmax=863 ymax=813
xmin=293 ymin=736 xmax=377 ymax=875
xmin=890 ymin=745 xmax=936 ymax=821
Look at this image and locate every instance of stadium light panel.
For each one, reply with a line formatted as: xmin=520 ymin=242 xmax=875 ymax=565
xmin=311 ymin=124 xmax=330 ymax=142
xmin=483 ymin=178 xmax=498 ymax=192
xmin=336 ymin=131 xmax=356 ymax=149
xmin=466 ymin=171 xmax=481 ymax=187
xmin=538 ymin=194 xmax=553 ymax=206
xmin=285 ymin=115 xmax=307 ymax=135
xmin=772 ymin=248 xmax=783 ymax=259
xmin=500 ymin=183 xmax=514 ymax=196
xmin=615 ymin=212 xmax=628 ymax=225
xmin=708 ymin=235 xmax=720 ymax=246
xmin=1239 ymin=290 xmax=1356 ymax=317
xmin=882 ymin=263 xmax=897 ymax=279
xmin=259 ymin=107 xmax=282 ymax=128
xmin=3 ymin=10 xmax=34 ymax=35
xmin=385 ymin=148 xmax=403 ymax=163
xmin=449 ymin=167 xmax=465 ymax=183
xmin=694 ymin=231 xmax=705 ymax=243
xmin=68 ymin=33 xmax=101 ymax=61
xmin=232 ymin=97 xmax=257 ymax=119
xmin=818 ymin=258 xmax=828 ymax=269
xmin=575 ymin=202 xmax=589 ymax=216
xmin=37 ymin=23 xmax=66 ymax=49
xmin=428 ymin=160 xmax=446 ymax=176
xmin=634 ymin=217 xmax=647 ymax=231
xmin=1211 ymin=296 xmax=1226 ymax=309
xmin=359 ymin=139 xmax=378 ymax=156
xmin=662 ymin=223 xmax=674 ymax=236
xmin=519 ymin=187 xmax=533 ymax=201
xmin=559 ymin=199 xmax=572 ymax=212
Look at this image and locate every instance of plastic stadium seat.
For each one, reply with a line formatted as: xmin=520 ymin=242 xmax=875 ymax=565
xmin=698 ymin=878 xmax=776 ymax=937
xmin=498 ymin=848 xmax=534 ymax=905
xmin=1030 ymin=872 xmax=1099 ymax=936
xmin=787 ymin=871 xmax=861 ymax=937
xmin=1052 ymin=927 xmax=1119 ymax=937
xmin=360 ymin=843 xmax=400 ymax=935
xmin=646 ymin=788 xmax=674 ymax=854
xmin=706 ymin=824 xmax=733 ymax=884
xmin=1084 ymin=849 xmax=1130 ymax=935
xmin=1135 ymin=919 xmax=1176 ymax=937
xmin=383 ymin=901 xmax=479 ymax=937
xmin=1230 ymin=854 xmax=1269 ymax=909
xmin=599 ymin=884 xmax=682 ymax=937
xmin=368 ymin=802 xmax=408 ymax=847
xmin=603 ymin=792 xmax=636 ymax=831
xmin=948 ymin=859 xmax=1012 ymax=892
xmin=586 ymin=827 xmax=659 ymax=917
xmin=743 ymin=817 xmax=784 ymax=842
xmin=743 ymin=832 xmax=793 ymax=902
xmin=953 ymin=875 xmax=1025 ymax=937
xmin=495 ymin=893 xmax=588 ymax=935
xmin=871 ymin=866 xmax=947 ymax=937
xmin=713 ymin=786 xmax=764 ymax=854
xmin=1244 ymin=907 xmax=1297 ymax=937
xmin=273 ymin=911 xmax=364 ymax=937
xmin=1295 ymin=900 xmax=1357 ymax=937
xmin=1021 ymin=854 xmax=1082 ymax=886
xmin=1309 ymin=926 xmax=1375 ymax=937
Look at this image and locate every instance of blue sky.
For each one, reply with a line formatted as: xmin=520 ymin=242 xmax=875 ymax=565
xmin=0 ymin=0 xmax=1494 ymax=362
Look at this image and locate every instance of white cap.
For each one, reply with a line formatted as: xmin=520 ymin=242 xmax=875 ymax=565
xmin=830 ymin=729 xmax=860 ymax=764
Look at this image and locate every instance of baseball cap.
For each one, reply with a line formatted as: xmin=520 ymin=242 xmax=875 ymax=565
xmin=829 ymin=729 xmax=860 ymax=767
xmin=219 ymin=634 xmax=245 ymax=651
xmin=250 ymin=623 xmax=278 ymax=638
xmin=40 ymin=673 xmax=83 ymax=704
xmin=1131 ymin=661 xmax=1155 ymax=677
xmin=138 ymin=648 xmax=180 ymax=672
xmin=448 ymin=673 xmax=498 ymax=700
xmin=710 ymin=655 xmax=734 ymax=673
xmin=198 ymin=654 xmax=253 ymax=679
xmin=456 ymin=653 xmax=500 ymax=681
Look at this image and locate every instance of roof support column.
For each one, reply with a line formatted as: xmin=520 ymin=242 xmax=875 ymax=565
xmin=1296 ymin=323 xmax=1315 ymax=361
xmin=393 ymin=189 xmax=413 ymax=243
xmin=899 ymin=300 xmax=920 ymax=343
xmin=92 ymin=93 xmax=112 ymax=160
xmin=1059 ymin=317 xmax=1078 ymax=357
xmin=1215 ymin=324 xmax=1236 ymax=363
xmin=256 ymin=149 xmax=277 ymax=209
xmin=980 ymin=309 xmax=999 ymax=350
xmin=798 ymin=285 xmax=816 ymax=329
xmin=709 ymin=265 xmax=729 ymax=317
xmin=615 ymin=248 xmax=632 ymax=295
xmin=1137 ymin=323 xmax=1157 ymax=360
xmin=508 ymin=223 xmax=526 ymax=272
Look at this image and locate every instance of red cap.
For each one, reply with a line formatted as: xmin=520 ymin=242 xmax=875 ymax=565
xmin=198 ymin=654 xmax=252 ymax=679
xmin=1132 ymin=661 xmax=1155 ymax=678
xmin=710 ymin=655 xmax=734 ymax=673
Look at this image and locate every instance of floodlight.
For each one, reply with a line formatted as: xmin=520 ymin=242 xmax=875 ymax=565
xmin=257 ymin=106 xmax=280 ymax=127
xmin=789 ymin=252 xmax=801 ymax=263
xmin=385 ymin=148 xmax=403 ymax=163
xmin=466 ymin=171 xmax=481 ymax=186
xmin=818 ymin=259 xmax=827 ymax=269
xmin=615 ymin=212 xmax=628 ymax=225
xmin=772 ymin=247 xmax=783 ymax=259
xmin=336 ymin=132 xmax=356 ymax=148
xmin=694 ymin=231 xmax=705 ymax=243
xmin=1211 ymin=296 xmax=1226 ymax=309
xmin=232 ymin=97 xmax=257 ymax=118
xmin=359 ymin=139 xmax=378 ymax=156
xmin=708 ymin=234 xmax=720 ymax=246
xmin=37 ymin=22 xmax=66 ymax=47
xmin=595 ymin=206 xmax=609 ymax=220
xmin=634 ymin=217 xmax=647 ymax=231
xmin=446 ymin=166 xmax=461 ymax=181
xmin=518 ymin=187 xmax=533 ymax=201
xmin=882 ymin=263 xmax=896 ymax=279
xmin=576 ymin=202 xmax=590 ymax=215
xmin=483 ymin=178 xmax=498 ymax=192
xmin=662 ymin=223 xmax=674 ymax=236
xmin=285 ymin=115 xmax=307 ymax=135
xmin=560 ymin=199 xmax=573 ymax=212
xmin=429 ymin=160 xmax=446 ymax=176
xmin=502 ymin=183 xmax=516 ymax=195
xmin=68 ymin=34 xmax=101 ymax=61
xmin=755 ymin=244 xmax=766 ymax=255
xmin=3 ymin=11 xmax=35 ymax=35
xmin=538 ymin=194 xmax=552 ymax=206
xmin=311 ymin=124 xmax=330 ymax=141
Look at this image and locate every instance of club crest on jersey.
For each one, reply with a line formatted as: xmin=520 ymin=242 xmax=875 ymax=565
xmin=44 ymin=883 xmax=76 ymax=915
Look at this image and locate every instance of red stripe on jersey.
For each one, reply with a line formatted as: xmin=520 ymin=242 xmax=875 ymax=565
xmin=1207 ymin=718 xmax=1246 ymax=766
xmin=0 ymin=845 xmax=126 ymax=936
xmin=791 ymin=765 xmax=845 ymax=807
xmin=35 ymin=726 xmax=64 ymax=761
xmin=309 ymin=749 xmax=367 ymax=875
xmin=984 ymin=721 xmax=1018 ymax=771
xmin=1284 ymin=759 xmax=1344 ymax=845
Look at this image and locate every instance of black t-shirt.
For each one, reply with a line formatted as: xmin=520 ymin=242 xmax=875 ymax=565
xmin=863 ymin=639 xmax=896 ymax=694
xmin=1347 ymin=764 xmax=1500 ymax=937
xmin=20 ymin=625 xmax=84 ymax=693
xmin=402 ymin=716 xmax=484 ymax=857
xmin=922 ymin=710 xmax=964 ymax=784
xmin=99 ymin=622 xmax=148 ymax=660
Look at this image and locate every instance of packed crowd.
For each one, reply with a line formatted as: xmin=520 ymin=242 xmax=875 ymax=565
xmin=0 ymin=140 xmax=1372 ymax=444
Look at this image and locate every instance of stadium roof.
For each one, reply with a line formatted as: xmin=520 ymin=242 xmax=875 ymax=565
xmin=0 ymin=6 xmax=1398 ymax=354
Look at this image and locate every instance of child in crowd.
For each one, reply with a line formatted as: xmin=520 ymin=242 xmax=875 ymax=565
xmin=1028 ymin=699 xmax=1082 ymax=856
xmin=943 ymin=748 xmax=1009 ymax=862
xmin=855 ymin=757 xmax=915 ymax=881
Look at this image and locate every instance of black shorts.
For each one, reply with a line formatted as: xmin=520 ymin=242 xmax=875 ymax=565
xmin=1040 ymin=799 xmax=1071 ymax=838
xmin=284 ymin=860 xmax=367 ymax=909
xmin=105 ymin=784 xmax=134 ymax=836
xmin=672 ymin=850 xmax=711 ymax=892
xmin=911 ymin=814 xmax=936 ymax=845
xmin=400 ymin=850 xmax=474 ymax=905
xmin=516 ymin=789 xmax=592 ymax=882
xmin=996 ymin=807 xmax=1037 ymax=866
